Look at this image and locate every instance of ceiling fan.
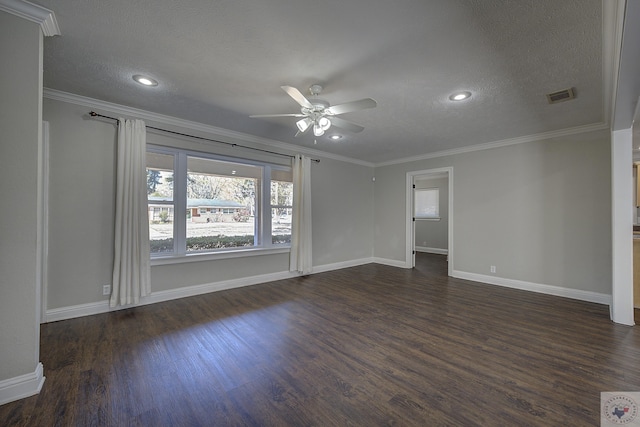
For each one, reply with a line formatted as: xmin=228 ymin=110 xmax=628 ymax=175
xmin=250 ymin=84 xmax=377 ymax=137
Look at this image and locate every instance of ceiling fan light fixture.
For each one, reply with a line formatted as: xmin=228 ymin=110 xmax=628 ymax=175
xmin=318 ymin=116 xmax=331 ymax=130
xmin=296 ymin=117 xmax=312 ymax=132
xmin=313 ymin=123 xmax=325 ymax=137
xmin=449 ymin=91 xmax=471 ymax=101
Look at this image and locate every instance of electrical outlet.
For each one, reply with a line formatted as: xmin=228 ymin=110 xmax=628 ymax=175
xmin=102 ymin=284 xmax=111 ymax=295
xmin=490 ymin=266 xmax=496 ymax=274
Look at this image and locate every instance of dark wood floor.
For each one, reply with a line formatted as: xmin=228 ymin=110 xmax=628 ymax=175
xmin=2 ymin=253 xmax=639 ymax=426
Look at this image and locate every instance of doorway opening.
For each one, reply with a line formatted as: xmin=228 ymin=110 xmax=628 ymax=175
xmin=405 ymin=167 xmax=453 ymax=276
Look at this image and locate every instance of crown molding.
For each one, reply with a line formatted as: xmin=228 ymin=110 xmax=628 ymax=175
xmin=43 ymin=88 xmax=375 ymax=168
xmin=0 ymin=0 xmax=60 ymax=36
xmin=374 ymin=122 xmax=611 ymax=167
xmin=44 ymin=89 xmax=610 ymax=170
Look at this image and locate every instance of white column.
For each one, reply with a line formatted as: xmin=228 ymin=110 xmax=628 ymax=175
xmin=611 ymin=128 xmax=635 ymax=325
xmin=0 ymin=11 xmax=45 ymax=405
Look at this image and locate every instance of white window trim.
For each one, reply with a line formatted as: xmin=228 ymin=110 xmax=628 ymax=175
xmin=150 ymin=246 xmax=290 ymax=266
xmin=147 ymin=145 xmax=292 ymax=261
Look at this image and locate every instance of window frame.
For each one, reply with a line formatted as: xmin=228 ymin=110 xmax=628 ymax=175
xmin=270 ymin=176 xmax=294 ymax=245
xmin=147 ymin=144 xmax=292 ymax=264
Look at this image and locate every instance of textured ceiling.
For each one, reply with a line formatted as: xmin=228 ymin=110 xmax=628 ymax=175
xmin=37 ymin=0 xmax=605 ymax=164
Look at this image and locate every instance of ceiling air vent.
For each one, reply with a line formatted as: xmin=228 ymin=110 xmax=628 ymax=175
xmin=546 ymin=87 xmax=576 ymax=104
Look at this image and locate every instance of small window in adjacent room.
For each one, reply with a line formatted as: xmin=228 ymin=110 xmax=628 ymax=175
xmin=415 ymin=188 xmax=439 ymax=219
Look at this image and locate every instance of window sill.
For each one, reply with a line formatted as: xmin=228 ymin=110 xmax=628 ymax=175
xmin=415 ymin=217 xmax=441 ymax=221
xmin=150 ymin=246 xmax=291 ymax=266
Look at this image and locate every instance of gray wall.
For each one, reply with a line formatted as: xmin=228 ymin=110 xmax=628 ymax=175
xmin=374 ymin=129 xmax=612 ymax=294
xmin=0 ymin=12 xmax=42 ymax=382
xmin=43 ymin=98 xmax=375 ymax=310
xmin=414 ymin=176 xmax=448 ymax=252
xmin=45 ymin=100 xmax=117 ymax=309
xmin=312 ymin=157 xmax=375 ymax=266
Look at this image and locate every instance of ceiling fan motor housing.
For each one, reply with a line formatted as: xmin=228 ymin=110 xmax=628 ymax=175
xmin=302 ymin=98 xmax=330 ymax=116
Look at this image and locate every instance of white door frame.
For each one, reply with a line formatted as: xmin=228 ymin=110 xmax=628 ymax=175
xmin=39 ymin=121 xmax=49 ymax=322
xmin=405 ymin=167 xmax=453 ymax=276
xmin=611 ymin=129 xmax=635 ymax=325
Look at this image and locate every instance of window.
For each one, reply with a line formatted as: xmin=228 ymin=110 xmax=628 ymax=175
xmin=414 ymin=188 xmax=439 ymax=219
xmin=147 ymin=145 xmax=292 ymax=258
xmin=147 ymin=152 xmax=174 ymax=254
xmin=271 ymin=168 xmax=293 ymax=245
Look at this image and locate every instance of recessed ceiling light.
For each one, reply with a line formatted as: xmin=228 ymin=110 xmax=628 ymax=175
xmin=449 ymin=91 xmax=471 ymax=101
xmin=133 ymin=75 xmax=158 ymax=87
xmin=330 ymin=135 xmax=342 ymax=140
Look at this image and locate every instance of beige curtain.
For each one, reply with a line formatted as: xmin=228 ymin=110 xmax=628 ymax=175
xmin=110 ymin=118 xmax=150 ymax=307
xmin=289 ymin=155 xmax=312 ymax=274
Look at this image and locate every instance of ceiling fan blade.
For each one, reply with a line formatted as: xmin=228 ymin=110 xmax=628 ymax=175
xmin=249 ymin=113 xmax=305 ymax=118
xmin=326 ymin=98 xmax=377 ymax=115
xmin=281 ymin=86 xmax=314 ymax=109
xmin=330 ymin=116 xmax=365 ymax=133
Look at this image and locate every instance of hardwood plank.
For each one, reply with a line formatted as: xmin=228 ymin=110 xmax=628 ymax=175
xmin=1 ymin=253 xmax=638 ymax=426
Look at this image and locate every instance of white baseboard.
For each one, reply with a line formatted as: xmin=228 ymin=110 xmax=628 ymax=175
xmin=415 ymin=246 xmax=448 ymax=255
xmin=0 ymin=362 xmax=45 ymax=406
xmin=452 ymin=270 xmax=612 ymax=306
xmin=312 ymin=257 xmax=374 ymax=274
xmin=45 ymin=270 xmax=300 ymax=323
xmin=372 ymin=257 xmax=410 ymax=268
xmin=45 ymin=259 xmax=376 ymax=323
xmin=46 ymin=262 xmax=612 ymax=323
xmin=46 ymin=300 xmax=111 ymax=322
xmin=145 ymin=270 xmax=300 ymax=306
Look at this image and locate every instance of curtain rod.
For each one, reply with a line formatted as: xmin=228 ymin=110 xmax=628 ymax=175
xmin=88 ymin=111 xmax=320 ymax=163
